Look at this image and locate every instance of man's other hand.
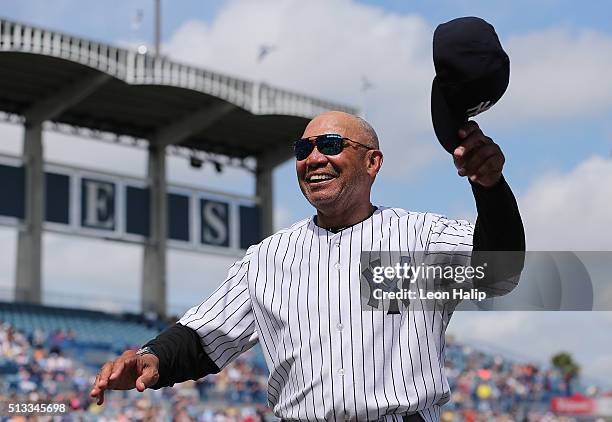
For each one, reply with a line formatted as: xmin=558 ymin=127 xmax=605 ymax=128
xmin=89 ymin=349 xmax=160 ymax=405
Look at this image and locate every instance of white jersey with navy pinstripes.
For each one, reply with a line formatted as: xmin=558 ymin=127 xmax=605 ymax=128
xmin=179 ymin=206 xmax=474 ymax=422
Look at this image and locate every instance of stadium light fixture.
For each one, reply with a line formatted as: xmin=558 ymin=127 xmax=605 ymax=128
xmin=190 ymin=154 xmax=203 ymax=169
xmin=212 ymin=160 xmax=223 ymax=173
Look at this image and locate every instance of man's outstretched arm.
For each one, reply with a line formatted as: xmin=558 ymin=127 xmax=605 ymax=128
xmin=90 ymin=247 xmax=257 ymax=404
xmin=142 ymin=323 xmax=220 ymax=389
xmin=89 ymin=323 xmax=219 ymax=404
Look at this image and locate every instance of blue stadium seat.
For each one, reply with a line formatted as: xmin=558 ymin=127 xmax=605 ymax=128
xmin=0 ymin=301 xmax=165 ymax=350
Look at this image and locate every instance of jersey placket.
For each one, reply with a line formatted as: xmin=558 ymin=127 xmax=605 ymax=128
xmin=331 ymin=229 xmax=353 ymax=420
xmin=321 ymin=229 xmax=344 ymax=420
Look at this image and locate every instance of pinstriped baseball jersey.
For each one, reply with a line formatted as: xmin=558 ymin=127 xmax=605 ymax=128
xmin=179 ymin=206 xmax=474 ymax=421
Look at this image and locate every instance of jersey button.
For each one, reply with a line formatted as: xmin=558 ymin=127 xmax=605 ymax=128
xmin=336 ymin=323 xmax=344 ymax=331
xmin=334 ymin=242 xmax=340 ymax=248
xmin=338 ymin=368 xmax=345 ymax=376
xmin=334 ymin=263 xmax=341 ymax=270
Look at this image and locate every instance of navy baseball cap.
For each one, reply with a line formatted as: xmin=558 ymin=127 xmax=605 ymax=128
xmin=431 ymin=17 xmax=510 ymax=154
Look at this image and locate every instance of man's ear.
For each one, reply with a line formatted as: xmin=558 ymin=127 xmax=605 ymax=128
xmin=366 ymin=150 xmax=383 ymax=177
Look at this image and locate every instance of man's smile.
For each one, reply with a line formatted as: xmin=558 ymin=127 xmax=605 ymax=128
xmin=305 ymin=172 xmax=338 ymax=184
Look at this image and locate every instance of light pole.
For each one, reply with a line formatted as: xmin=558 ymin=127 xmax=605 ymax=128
xmin=154 ymin=0 xmax=161 ymax=57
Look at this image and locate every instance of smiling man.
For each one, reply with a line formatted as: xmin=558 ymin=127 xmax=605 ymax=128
xmin=90 ymin=111 xmax=525 ymax=421
xmin=296 ymin=111 xmax=382 ymax=231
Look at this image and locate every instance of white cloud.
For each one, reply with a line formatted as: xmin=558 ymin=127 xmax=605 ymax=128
xmin=164 ymin=0 xmax=440 ymax=181
xmin=164 ymin=3 xmax=612 ymax=182
xmin=486 ymin=27 xmax=612 ymax=126
xmin=520 ymin=155 xmax=612 ymax=250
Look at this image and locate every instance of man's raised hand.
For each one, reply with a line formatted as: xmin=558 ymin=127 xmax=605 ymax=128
xmin=453 ymin=121 xmax=505 ymax=188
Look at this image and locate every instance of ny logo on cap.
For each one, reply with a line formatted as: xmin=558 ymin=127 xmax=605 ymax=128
xmin=466 ymin=100 xmax=493 ymax=117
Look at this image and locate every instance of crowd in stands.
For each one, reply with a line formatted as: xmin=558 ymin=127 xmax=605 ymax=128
xmin=442 ymin=337 xmax=582 ymax=422
xmin=0 ymin=315 xmax=608 ymax=421
xmin=0 ymin=321 xmax=273 ymax=421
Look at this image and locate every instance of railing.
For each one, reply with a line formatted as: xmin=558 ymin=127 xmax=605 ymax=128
xmin=258 ymin=83 xmax=355 ymax=117
xmin=0 ymin=286 xmax=191 ymax=316
xmin=0 ymin=17 xmax=357 ymax=118
xmin=0 ymin=19 xmax=128 ymax=77
xmin=126 ymin=50 xmax=254 ymax=109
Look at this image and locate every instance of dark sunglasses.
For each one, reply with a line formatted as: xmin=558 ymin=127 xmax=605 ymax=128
xmin=293 ymin=133 xmax=375 ymax=161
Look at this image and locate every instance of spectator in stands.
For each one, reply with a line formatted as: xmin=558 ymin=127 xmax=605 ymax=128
xmin=1 ymin=319 xmax=606 ymax=421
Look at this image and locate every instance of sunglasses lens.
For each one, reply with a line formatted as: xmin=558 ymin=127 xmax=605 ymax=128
xmin=294 ymin=139 xmax=314 ymax=160
xmin=293 ymin=135 xmax=345 ymax=160
xmin=317 ymin=136 xmax=343 ymax=156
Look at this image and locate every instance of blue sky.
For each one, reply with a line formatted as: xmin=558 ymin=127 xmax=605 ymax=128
xmin=361 ymin=0 xmax=612 ymax=35
xmin=0 ymin=0 xmax=611 ymax=384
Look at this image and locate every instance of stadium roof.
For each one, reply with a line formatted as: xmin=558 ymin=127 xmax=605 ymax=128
xmin=0 ymin=16 xmax=359 ymax=314
xmin=0 ymin=17 xmax=358 ymax=159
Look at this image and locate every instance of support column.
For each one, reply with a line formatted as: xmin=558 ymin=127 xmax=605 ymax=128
xmin=255 ymin=148 xmax=293 ymax=237
xmin=15 ymin=122 xmax=44 ymax=303
xmin=14 ymin=72 xmax=110 ymax=304
xmin=142 ymin=143 xmax=167 ymax=317
xmin=256 ymin=161 xmax=274 ymax=237
xmin=140 ymin=102 xmax=235 ymax=317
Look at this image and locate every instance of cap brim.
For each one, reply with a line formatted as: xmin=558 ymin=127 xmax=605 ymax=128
xmin=431 ymin=77 xmax=467 ymax=154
